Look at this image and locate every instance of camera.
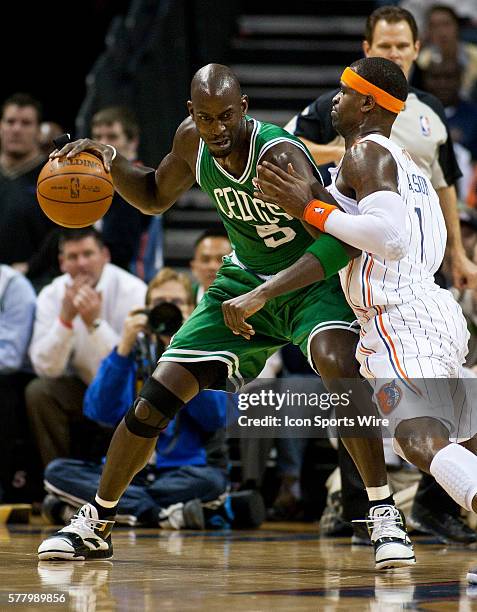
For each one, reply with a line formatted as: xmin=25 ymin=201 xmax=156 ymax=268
xmin=144 ymin=301 xmax=183 ymax=337
xmin=134 ymin=301 xmax=184 ymax=378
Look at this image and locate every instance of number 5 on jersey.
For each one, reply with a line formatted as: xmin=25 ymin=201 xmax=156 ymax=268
xmin=255 ymin=224 xmax=296 ymax=248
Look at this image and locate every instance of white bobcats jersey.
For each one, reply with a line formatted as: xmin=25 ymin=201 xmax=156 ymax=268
xmin=328 ymin=133 xmax=447 ymax=320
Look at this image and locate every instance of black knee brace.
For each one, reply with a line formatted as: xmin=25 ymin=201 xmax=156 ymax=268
xmin=124 ymin=377 xmax=185 ymax=438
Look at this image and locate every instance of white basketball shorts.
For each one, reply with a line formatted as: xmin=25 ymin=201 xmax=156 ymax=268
xmin=355 ymin=288 xmax=476 ymax=453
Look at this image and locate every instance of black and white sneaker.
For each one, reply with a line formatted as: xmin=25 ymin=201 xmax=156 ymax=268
xmin=468 ymin=567 xmax=477 ymax=584
xmin=409 ymin=502 xmax=477 ymax=544
xmin=38 ymin=503 xmax=114 ymax=561
xmin=365 ymin=505 xmax=416 ymax=570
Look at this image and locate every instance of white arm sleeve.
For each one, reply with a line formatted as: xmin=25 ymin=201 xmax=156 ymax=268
xmin=324 ymin=190 xmax=409 ymax=260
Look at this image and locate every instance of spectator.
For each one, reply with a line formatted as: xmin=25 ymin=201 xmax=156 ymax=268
xmin=190 ymin=228 xmax=231 ymax=304
xmin=0 ymin=265 xmax=35 ymax=373
xmin=90 ymin=106 xmax=153 ymax=272
xmin=0 ymin=265 xmax=37 ymax=502
xmin=400 ymin=0 xmax=477 ymax=35
xmin=417 ymin=4 xmax=477 ymax=101
xmin=421 ymin=56 xmax=477 ymax=201
xmin=41 ymin=267 xmax=264 ymax=529
xmin=0 ymin=93 xmax=59 ymax=288
xmin=26 ymin=227 xmax=147 ymax=468
xmin=440 ymin=207 xmax=477 ymax=366
xmin=422 ymin=57 xmax=477 ymax=161
xmin=284 ymin=5 xmax=477 ymax=545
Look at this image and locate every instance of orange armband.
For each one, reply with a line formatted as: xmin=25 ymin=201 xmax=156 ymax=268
xmin=303 ymin=199 xmax=338 ymax=232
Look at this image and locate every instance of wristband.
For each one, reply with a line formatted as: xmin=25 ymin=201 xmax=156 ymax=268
xmin=59 ymin=316 xmax=73 ymax=329
xmin=303 ymin=199 xmax=338 ymax=231
xmin=105 ymin=144 xmax=117 ymax=161
xmin=306 ymin=234 xmax=351 ymax=278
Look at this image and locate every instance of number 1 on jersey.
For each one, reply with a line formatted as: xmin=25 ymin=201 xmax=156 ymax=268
xmin=414 ymin=207 xmax=424 ymax=262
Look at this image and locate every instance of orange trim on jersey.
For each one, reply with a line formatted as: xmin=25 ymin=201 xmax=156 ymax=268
xmin=344 ymin=259 xmax=366 ymax=312
xmin=376 ymin=312 xmax=422 ymax=396
xmin=344 ymin=260 xmax=353 ymax=300
xmin=341 ymin=67 xmax=405 ymax=114
xmin=358 ymin=343 xmax=375 ymax=355
xmin=365 ymin=256 xmax=374 ymax=307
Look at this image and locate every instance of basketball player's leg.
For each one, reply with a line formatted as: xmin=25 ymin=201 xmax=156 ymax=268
xmin=90 ymin=306 xmax=250 ymax=510
xmin=100 ymin=257 xmax=285 ymax=508
xmin=292 ymin=280 xmax=414 ymax=569
xmin=37 ymin=359 xmax=218 ymax=561
xmin=367 ymin=303 xmax=477 ymax=527
xmin=291 ymin=277 xmax=389 ymax=494
xmin=310 ymin=329 xmax=388 ymax=491
xmin=309 ymin=330 xmax=415 ymax=569
xmin=38 ymin=264 xmax=286 ymax=561
xmin=96 ymin=360 xmax=206 ymax=505
xmin=394 ymin=405 xmax=477 ymax=515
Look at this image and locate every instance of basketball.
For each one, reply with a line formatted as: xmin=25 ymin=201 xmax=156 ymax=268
xmin=36 ymin=152 xmax=114 ymax=228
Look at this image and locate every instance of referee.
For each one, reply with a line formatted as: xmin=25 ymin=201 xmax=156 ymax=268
xmin=285 ymin=5 xmax=477 ymax=544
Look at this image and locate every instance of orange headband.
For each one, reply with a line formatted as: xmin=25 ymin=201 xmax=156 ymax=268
xmin=341 ymin=67 xmax=405 ymax=114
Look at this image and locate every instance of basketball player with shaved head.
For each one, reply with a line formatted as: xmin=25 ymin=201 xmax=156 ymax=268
xmin=38 ymin=63 xmax=415 ymax=570
xmin=220 ymin=57 xmax=477 ymax=584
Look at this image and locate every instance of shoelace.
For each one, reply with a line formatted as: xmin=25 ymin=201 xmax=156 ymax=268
xmin=353 ymin=512 xmax=405 ymax=539
xmin=67 ymin=513 xmax=112 ymax=533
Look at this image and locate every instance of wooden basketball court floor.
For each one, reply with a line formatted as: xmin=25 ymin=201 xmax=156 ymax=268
xmin=1 ymin=522 xmax=477 ymax=611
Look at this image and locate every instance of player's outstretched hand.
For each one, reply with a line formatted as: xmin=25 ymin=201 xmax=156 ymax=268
xmin=253 ymin=161 xmax=313 ymax=218
xmin=222 ymin=289 xmax=267 ymax=340
xmin=50 ymin=138 xmax=116 ymax=172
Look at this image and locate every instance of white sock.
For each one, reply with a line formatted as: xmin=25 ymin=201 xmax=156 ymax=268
xmin=95 ymin=495 xmax=119 ymax=509
xmin=366 ymin=484 xmax=392 ymax=501
xmin=430 ymin=443 xmax=477 ymax=512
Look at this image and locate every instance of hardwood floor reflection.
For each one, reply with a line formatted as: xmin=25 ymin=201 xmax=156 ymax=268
xmin=0 ymin=523 xmax=476 ymax=610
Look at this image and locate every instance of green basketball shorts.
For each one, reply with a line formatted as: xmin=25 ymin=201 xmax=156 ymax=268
xmin=160 ymin=257 xmax=357 ymax=390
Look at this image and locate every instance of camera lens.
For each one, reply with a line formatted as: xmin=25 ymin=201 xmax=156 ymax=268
xmin=147 ymin=302 xmax=183 ymax=336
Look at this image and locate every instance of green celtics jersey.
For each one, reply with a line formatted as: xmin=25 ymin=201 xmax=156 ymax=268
xmin=196 ymin=118 xmax=321 ymax=275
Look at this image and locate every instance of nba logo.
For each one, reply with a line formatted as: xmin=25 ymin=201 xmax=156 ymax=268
xmin=70 ymin=178 xmax=80 ymax=199
xmin=419 ymin=115 xmax=431 ymax=137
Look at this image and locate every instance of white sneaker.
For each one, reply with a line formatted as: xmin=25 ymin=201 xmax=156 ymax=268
xmin=38 ymin=504 xmax=114 ymax=561
xmin=158 ymin=499 xmax=204 ymax=530
xmin=467 ymin=567 xmax=477 ymax=584
xmin=367 ymin=505 xmax=416 ymax=570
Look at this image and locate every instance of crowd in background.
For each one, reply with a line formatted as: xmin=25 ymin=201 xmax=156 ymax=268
xmin=2 ymin=1 xmax=477 ymax=537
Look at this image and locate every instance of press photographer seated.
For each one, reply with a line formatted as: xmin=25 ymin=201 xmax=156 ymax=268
xmin=42 ymin=268 xmax=263 ymax=529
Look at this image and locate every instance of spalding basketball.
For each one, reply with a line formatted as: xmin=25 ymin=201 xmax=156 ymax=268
xmin=36 ymin=152 xmax=114 ymax=228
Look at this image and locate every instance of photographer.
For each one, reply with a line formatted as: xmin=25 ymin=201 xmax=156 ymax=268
xmin=41 ymin=268 xmax=251 ymax=529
